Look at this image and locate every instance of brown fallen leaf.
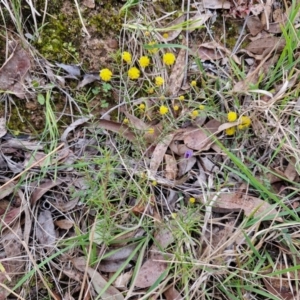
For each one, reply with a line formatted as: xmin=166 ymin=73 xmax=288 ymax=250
xmin=150 ymin=133 xmax=175 ymax=176
xmin=0 ymin=42 xmax=31 ymax=99
xmin=263 ymin=278 xmax=295 ymax=300
xmin=246 ymin=16 xmax=263 ymax=36
xmin=245 ymin=36 xmax=285 ymax=55
xmin=135 ymin=252 xmax=168 ymax=288
xmin=203 ymin=0 xmax=230 ymax=9
xmin=72 ymin=257 xmax=124 ymax=300
xmin=164 ymin=154 xmax=178 ymax=180
xmin=30 ymin=179 xmax=63 ymax=205
xmin=135 ymin=227 xmax=174 ymax=288
xmin=200 ymin=192 xmax=282 ymax=220
xmin=157 ymin=14 xmax=186 ymax=42
xmin=164 ymin=286 xmax=182 ymax=300
xmin=166 ymin=40 xmax=187 ymax=96
xmin=197 ymin=41 xmax=240 ymax=64
xmin=36 ymin=210 xmax=56 ymax=248
xmin=54 ymin=219 xmax=74 ymax=230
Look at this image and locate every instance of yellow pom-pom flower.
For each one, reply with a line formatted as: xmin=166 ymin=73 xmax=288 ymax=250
xmin=163 ymin=52 xmax=176 ymax=66
xmin=189 ymin=197 xmax=196 ymax=204
xmin=155 ymin=76 xmax=164 ymax=86
xmin=227 ymin=111 xmax=238 ymax=122
xmin=139 ymin=56 xmax=150 ymax=68
xmin=147 ymin=87 xmax=154 ymax=94
xmin=173 ymin=105 xmax=179 ymax=111
xmin=99 ymin=68 xmax=113 ymax=81
xmin=123 ymin=118 xmax=129 ymax=124
xmin=178 ymin=95 xmax=184 ymax=101
xmin=163 ymin=33 xmax=169 ymax=39
xmin=238 ymin=116 xmax=251 ymax=129
xmin=199 ymin=104 xmax=205 ymax=110
xmin=122 ymin=51 xmax=132 ymax=64
xmin=226 ymin=127 xmax=236 ymax=136
xmin=191 ymin=80 xmax=197 ymax=87
xmin=139 ymin=103 xmax=145 ymax=110
xmin=191 ymin=110 xmax=199 ymax=118
xmin=159 ymin=105 xmax=168 ymax=115
xmin=128 ymin=67 xmax=140 ymax=80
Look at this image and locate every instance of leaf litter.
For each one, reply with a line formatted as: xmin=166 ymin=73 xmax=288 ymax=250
xmin=1 ymin=0 xmax=300 ymax=299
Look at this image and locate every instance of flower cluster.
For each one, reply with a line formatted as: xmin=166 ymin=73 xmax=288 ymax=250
xmin=225 ymin=111 xmax=251 ymax=136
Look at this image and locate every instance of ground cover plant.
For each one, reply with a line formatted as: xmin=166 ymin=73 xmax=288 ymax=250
xmin=0 ymin=0 xmax=300 ymax=299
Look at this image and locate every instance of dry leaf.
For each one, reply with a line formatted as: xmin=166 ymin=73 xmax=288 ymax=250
xmin=0 ymin=43 xmax=31 ymax=99
xmin=203 ymin=0 xmax=230 ymax=9
xmin=284 ymin=158 xmax=298 ymax=181
xmin=61 ymin=117 xmax=91 ymax=143
xmin=164 ymin=154 xmax=178 ymax=180
xmin=166 ymin=42 xmax=187 ymax=96
xmin=36 ymin=210 xmax=56 ymax=247
xmin=201 ymin=192 xmax=282 ymax=220
xmin=263 ymin=278 xmax=295 ymax=300
xmin=157 ymin=14 xmax=186 ymax=42
xmin=0 ymin=118 xmax=6 ymax=138
xmin=150 ymin=133 xmax=175 ymax=176
xmin=178 ymin=156 xmax=196 ymax=177
xmin=246 ymin=16 xmax=263 ymax=36
xmin=197 ymin=41 xmax=240 ymax=64
xmin=97 ymin=120 xmax=136 ymax=142
xmin=135 ymin=252 xmax=168 ymax=288
xmin=72 ymin=257 xmax=124 ymax=300
xmin=124 ymin=112 xmax=147 ymax=130
xmin=30 ymin=179 xmax=63 ymax=205
xmin=245 ymin=36 xmax=285 ymax=55
xmin=54 ymin=219 xmax=74 ymax=230
xmin=164 ymin=286 xmax=182 ymax=300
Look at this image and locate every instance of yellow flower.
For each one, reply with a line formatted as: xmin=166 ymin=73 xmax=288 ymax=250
xmin=139 ymin=56 xmax=150 ymax=68
xmin=189 ymin=197 xmax=196 ymax=204
xmin=163 ymin=33 xmax=169 ymax=39
xmin=99 ymin=68 xmax=112 ymax=81
xmin=173 ymin=105 xmax=179 ymax=111
xmin=199 ymin=104 xmax=205 ymax=110
xmin=227 ymin=111 xmax=238 ymax=122
xmin=178 ymin=95 xmax=184 ymax=101
xmin=148 ymin=41 xmax=158 ymax=54
xmin=238 ymin=116 xmax=251 ymax=129
xmin=139 ymin=103 xmax=145 ymax=110
xmin=147 ymin=127 xmax=155 ymax=134
xmin=128 ymin=67 xmax=140 ymax=80
xmin=147 ymin=87 xmax=154 ymax=94
xmin=123 ymin=118 xmax=129 ymax=124
xmin=191 ymin=80 xmax=197 ymax=87
xmin=163 ymin=52 xmax=176 ymax=66
xmin=159 ymin=105 xmax=168 ymax=115
xmin=152 ymin=180 xmax=157 ymax=186
xmin=155 ymin=76 xmax=164 ymax=86
xmin=191 ymin=110 xmax=199 ymax=118
xmin=122 ymin=51 xmax=132 ymax=64
xmin=226 ymin=127 xmax=236 ymax=136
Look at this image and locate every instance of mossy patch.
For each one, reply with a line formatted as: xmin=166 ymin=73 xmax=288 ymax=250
xmin=35 ymin=13 xmax=82 ymax=63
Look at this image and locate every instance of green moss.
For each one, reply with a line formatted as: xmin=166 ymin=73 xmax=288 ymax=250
xmin=90 ymin=3 xmax=124 ymax=37
xmin=35 ymin=13 xmax=81 ymax=63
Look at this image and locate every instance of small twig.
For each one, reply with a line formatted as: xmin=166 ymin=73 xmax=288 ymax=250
xmin=0 ymin=143 xmax=64 ymax=191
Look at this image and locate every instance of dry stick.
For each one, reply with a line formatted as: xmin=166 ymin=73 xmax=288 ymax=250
xmin=0 ymin=143 xmax=64 ymax=191
xmin=0 ymin=283 xmax=26 ymax=300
